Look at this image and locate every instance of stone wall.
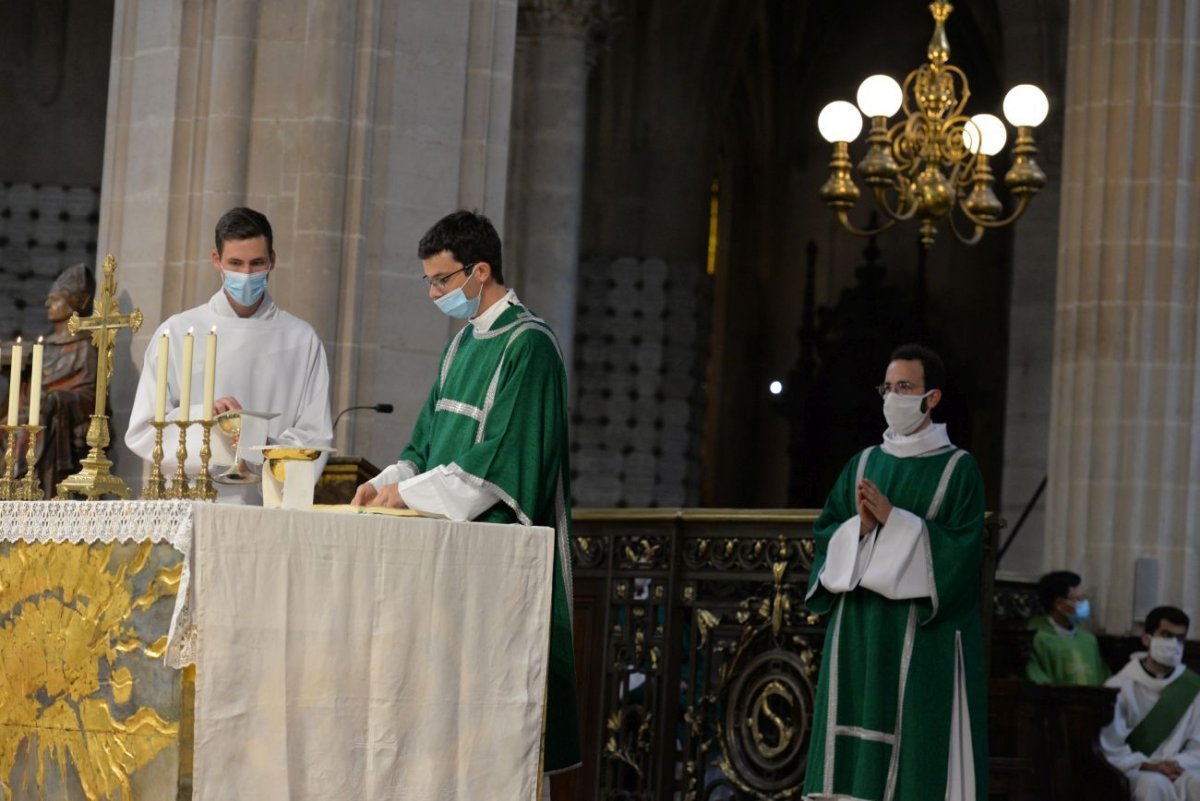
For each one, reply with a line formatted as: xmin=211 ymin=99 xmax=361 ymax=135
xmin=571 ymin=257 xmax=708 ymax=507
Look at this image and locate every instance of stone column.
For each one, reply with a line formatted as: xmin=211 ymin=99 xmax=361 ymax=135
xmin=99 ymin=0 xmax=518 ymax=481
xmin=1046 ymin=0 xmax=1200 ymax=632
xmin=505 ymin=0 xmax=602 ymax=371
xmin=996 ymin=0 xmax=1068 ymax=576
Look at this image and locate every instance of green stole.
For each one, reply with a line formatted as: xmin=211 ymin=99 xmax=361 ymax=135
xmin=1127 ymin=668 xmax=1200 ymax=757
xmin=398 ymin=301 xmax=582 ymax=772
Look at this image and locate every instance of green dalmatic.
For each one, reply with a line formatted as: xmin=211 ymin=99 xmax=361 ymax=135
xmin=803 ymin=445 xmax=988 ymax=801
xmin=399 ymin=302 xmax=581 ymax=772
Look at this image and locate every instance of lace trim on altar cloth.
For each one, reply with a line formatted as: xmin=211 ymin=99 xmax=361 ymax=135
xmin=0 ymin=500 xmax=198 ymax=669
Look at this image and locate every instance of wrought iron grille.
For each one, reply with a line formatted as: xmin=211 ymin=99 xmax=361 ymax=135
xmin=570 ymin=508 xmax=998 ymax=801
xmin=572 ymin=509 xmax=822 ymax=800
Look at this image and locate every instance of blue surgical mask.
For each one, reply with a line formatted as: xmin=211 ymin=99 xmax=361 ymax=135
xmin=433 ymin=272 xmax=481 ymax=320
xmin=1067 ymin=599 xmax=1090 ymax=626
xmin=223 ymin=269 xmax=270 ymax=307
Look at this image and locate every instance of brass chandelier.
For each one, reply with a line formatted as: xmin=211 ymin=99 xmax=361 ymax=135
xmin=817 ymin=1 xmax=1048 ymax=248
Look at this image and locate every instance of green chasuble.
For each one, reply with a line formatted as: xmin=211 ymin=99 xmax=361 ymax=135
xmin=802 ymin=444 xmax=988 ymax=801
xmin=397 ymin=301 xmax=582 ymax=772
xmin=1025 ymin=616 xmax=1110 ymax=686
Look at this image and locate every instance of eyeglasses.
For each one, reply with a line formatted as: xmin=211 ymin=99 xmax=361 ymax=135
xmin=876 ymin=380 xmax=923 ymax=398
xmin=422 ymin=263 xmax=477 ymax=291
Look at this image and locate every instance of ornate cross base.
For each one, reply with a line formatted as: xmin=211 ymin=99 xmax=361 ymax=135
xmin=55 ymin=415 xmax=131 ymax=500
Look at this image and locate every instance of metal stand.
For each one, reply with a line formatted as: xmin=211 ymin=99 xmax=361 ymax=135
xmin=0 ymin=426 xmax=17 ymax=499
xmin=17 ymin=425 xmax=43 ymax=500
xmin=166 ymin=420 xmax=191 ymax=499
xmin=193 ymin=420 xmax=217 ymax=501
xmin=141 ymin=420 xmax=169 ymax=500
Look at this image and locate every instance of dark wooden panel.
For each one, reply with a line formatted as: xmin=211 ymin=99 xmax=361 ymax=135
xmin=571 ymin=577 xmax=606 ymax=799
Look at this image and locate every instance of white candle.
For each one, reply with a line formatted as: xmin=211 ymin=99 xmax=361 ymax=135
xmin=202 ymin=326 xmax=217 ymax=420
xmin=179 ymin=327 xmax=194 ymax=423
xmin=154 ymin=333 xmax=170 ymax=423
xmin=7 ymin=338 xmax=22 ymax=425
xmin=28 ymin=337 xmax=44 ymax=427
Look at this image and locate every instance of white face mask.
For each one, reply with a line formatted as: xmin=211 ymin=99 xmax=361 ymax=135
xmin=1149 ymin=636 xmax=1184 ymax=668
xmin=882 ymin=390 xmax=934 ymax=435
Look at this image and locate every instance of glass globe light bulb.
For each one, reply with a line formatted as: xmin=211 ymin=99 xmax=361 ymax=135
xmin=856 ymin=75 xmax=903 ymax=118
xmin=817 ymin=101 xmax=864 ymax=144
xmin=1003 ymin=84 xmax=1049 ymax=127
xmin=964 ymin=114 xmax=1007 ymax=156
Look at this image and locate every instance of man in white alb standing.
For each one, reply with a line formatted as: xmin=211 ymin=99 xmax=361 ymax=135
xmin=125 ymin=207 xmax=332 ymax=503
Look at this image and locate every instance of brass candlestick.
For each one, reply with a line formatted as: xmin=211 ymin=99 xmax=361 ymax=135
xmin=0 ymin=426 xmax=17 ymax=500
xmin=18 ymin=424 xmax=43 ymax=500
xmin=166 ymin=420 xmax=191 ymax=499
xmin=141 ymin=420 xmax=169 ymax=500
xmin=193 ymin=419 xmax=217 ymax=502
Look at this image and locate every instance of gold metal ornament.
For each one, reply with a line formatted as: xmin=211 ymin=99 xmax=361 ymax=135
xmin=0 ymin=426 xmax=18 ymax=499
xmin=0 ymin=539 xmax=185 ymax=798
xmin=141 ymin=420 xmax=169 ymax=499
xmin=713 ymin=556 xmax=816 ymax=798
xmin=166 ymin=420 xmax=191 ymax=499
xmin=193 ymin=420 xmax=218 ymax=501
xmin=817 ymin=0 xmax=1048 ymax=248
xmin=55 ymin=254 xmax=144 ymax=500
xmin=17 ymin=424 xmax=43 ymax=500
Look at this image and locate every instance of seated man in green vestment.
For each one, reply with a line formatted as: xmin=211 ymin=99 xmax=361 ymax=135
xmin=1100 ymin=606 xmax=1200 ymax=801
xmin=802 ymin=344 xmax=988 ymax=801
xmin=1025 ymin=570 xmax=1110 ymax=685
xmin=351 ymin=210 xmax=582 ymax=783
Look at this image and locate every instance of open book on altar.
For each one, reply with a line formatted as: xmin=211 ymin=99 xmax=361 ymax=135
xmin=311 ymin=504 xmax=422 ymax=517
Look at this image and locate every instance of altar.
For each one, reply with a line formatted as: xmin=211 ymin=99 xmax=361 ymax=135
xmin=0 ymin=501 xmax=555 ymax=801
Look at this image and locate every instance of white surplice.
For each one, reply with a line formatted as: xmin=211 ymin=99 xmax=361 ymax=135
xmin=126 ymin=290 xmax=333 ymax=503
xmin=1101 ymin=654 xmax=1200 ymax=801
xmin=816 ymin=423 xmax=954 ymax=599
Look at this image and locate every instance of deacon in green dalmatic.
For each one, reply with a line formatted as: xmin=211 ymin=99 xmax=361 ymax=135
xmin=353 ymin=210 xmax=581 ymax=777
xmin=803 ymin=344 xmax=988 ymax=801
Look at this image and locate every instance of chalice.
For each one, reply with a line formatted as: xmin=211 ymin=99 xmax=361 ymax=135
xmin=213 ymin=411 xmax=261 ymax=484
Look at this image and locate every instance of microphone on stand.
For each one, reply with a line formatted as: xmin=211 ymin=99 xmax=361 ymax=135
xmin=333 ymin=403 xmax=394 ymax=433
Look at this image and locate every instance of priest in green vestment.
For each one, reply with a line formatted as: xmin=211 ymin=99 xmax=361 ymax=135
xmin=802 ymin=344 xmax=988 ymax=801
xmin=1101 ymin=606 xmax=1200 ymax=801
xmin=1025 ymin=570 xmax=1110 ymax=686
xmin=352 ymin=210 xmax=582 ymax=776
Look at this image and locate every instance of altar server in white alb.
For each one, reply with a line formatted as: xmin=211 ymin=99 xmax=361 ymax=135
xmin=1101 ymin=606 xmax=1200 ymax=801
xmin=125 ymin=207 xmax=333 ymax=502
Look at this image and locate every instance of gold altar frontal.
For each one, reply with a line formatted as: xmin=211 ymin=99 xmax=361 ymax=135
xmin=0 ymin=505 xmax=192 ymax=800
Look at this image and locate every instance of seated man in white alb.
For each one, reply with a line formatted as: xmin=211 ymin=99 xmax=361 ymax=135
xmin=125 ymin=207 xmax=333 ymax=503
xmin=1101 ymin=606 xmax=1200 ymax=801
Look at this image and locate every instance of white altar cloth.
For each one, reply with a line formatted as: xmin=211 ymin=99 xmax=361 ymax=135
xmin=189 ymin=505 xmax=554 ymax=801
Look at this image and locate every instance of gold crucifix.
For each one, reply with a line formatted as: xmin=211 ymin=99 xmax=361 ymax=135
xmin=56 ymin=254 xmax=144 ymax=500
